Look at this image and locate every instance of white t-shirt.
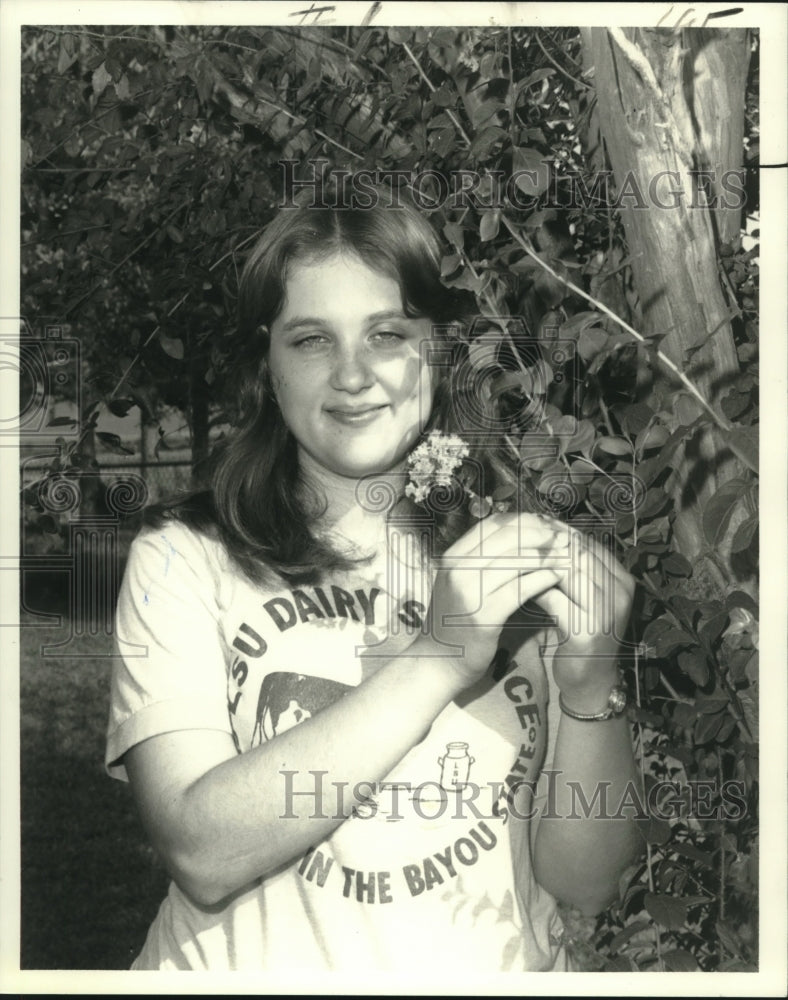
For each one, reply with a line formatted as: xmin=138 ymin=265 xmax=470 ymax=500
xmin=106 ymin=517 xmax=568 ymax=972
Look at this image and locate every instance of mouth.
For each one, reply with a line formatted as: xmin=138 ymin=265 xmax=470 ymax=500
xmin=326 ymin=404 xmax=389 ymax=426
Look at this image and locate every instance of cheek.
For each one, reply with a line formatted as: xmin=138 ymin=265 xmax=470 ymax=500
xmin=383 ymin=354 xmax=431 ymax=403
xmin=268 ymin=354 xmax=313 ymax=408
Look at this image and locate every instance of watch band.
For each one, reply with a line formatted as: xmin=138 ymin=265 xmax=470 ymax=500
xmin=559 ymin=685 xmax=628 ymax=721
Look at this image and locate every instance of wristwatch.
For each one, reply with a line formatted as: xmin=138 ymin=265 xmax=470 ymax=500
xmin=558 ymin=685 xmax=628 ymax=721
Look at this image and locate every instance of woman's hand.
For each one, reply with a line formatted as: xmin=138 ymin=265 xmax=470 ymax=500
xmin=411 ymin=512 xmax=565 ymax=689
xmin=528 ymin=514 xmax=635 ymax=710
xmin=411 ymin=511 xmax=635 ymax=706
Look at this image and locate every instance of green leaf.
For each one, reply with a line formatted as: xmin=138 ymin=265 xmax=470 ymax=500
xmin=469 ymin=494 xmax=493 ymax=518
xmin=443 ymin=221 xmax=464 ymax=250
xmin=512 ymin=146 xmax=550 ymax=197
xmin=576 ymin=328 xmax=608 ymax=362
xmin=637 ymin=420 xmax=706 ymax=487
xmin=721 ymin=387 xmax=753 ymax=421
xmin=728 ymin=424 xmax=758 ymax=473
xmin=620 ymin=402 xmax=655 ymax=435
xmin=644 ymin=892 xmax=687 ymax=930
xmin=674 ymin=393 xmax=706 ymax=426
xmin=715 ymin=714 xmax=737 ymax=741
xmin=430 ymin=126 xmax=456 ymax=159
xmin=158 ymin=333 xmax=185 ymax=360
xmin=519 ymin=444 xmax=556 ymax=471
xmin=431 ymin=83 xmax=455 ymax=108
xmin=92 ymin=62 xmax=112 ymax=97
xmin=492 ymin=483 xmax=515 ymax=502
xmin=694 ymin=695 xmax=728 ymax=715
xmin=440 ymin=253 xmax=461 ymax=278
xmin=469 ymin=125 xmax=507 ymax=160
xmin=643 ymin=816 xmax=672 ymax=845
xmin=566 ymin=420 xmax=596 ymax=455
xmin=637 ymin=489 xmax=672 ymax=520
xmin=725 ymin=590 xmax=759 ymax=617
xmin=106 ymin=398 xmax=136 ymax=418
xmin=595 ymin=436 xmax=632 ymax=456
xmin=654 ymin=628 xmax=695 ymax=656
xmin=662 ymin=552 xmax=693 ymax=577
xmin=568 ymin=457 xmax=596 ymax=485
xmin=694 ymin=711 xmax=725 ymax=744
xmin=699 ymin=609 xmax=728 ymax=647
xmin=638 ymin=519 xmax=669 ymax=543
xmin=609 ymin=919 xmax=651 ymax=952
xmin=636 ymin=423 xmax=670 ymax=452
xmin=662 ymin=949 xmax=699 ymax=971
xmin=387 ymin=27 xmax=411 ymax=44
xmin=716 ymin=920 xmax=744 ymax=960
xmin=671 ymin=842 xmax=715 ymax=868
xmin=536 ymin=463 xmax=570 ymax=495
xmin=559 ymin=311 xmax=603 ymax=340
xmin=702 ymin=478 xmax=750 ymax=547
xmin=678 ymin=648 xmax=709 ymax=686
xmin=479 ymin=210 xmax=500 ymax=242
xmin=730 ymin=515 xmax=758 ymax=553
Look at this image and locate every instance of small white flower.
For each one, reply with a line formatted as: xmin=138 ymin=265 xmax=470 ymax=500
xmin=405 ymin=431 xmax=470 ymax=504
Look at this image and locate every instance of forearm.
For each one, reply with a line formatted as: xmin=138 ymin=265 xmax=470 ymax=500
xmin=533 ymin=665 xmax=643 ymax=915
xmin=131 ymin=647 xmax=464 ymax=905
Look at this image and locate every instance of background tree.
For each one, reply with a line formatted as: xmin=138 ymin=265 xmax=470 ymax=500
xmin=21 ymin=23 xmax=759 ymax=971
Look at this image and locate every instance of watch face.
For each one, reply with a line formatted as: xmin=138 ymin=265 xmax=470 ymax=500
xmin=609 ymin=687 xmax=628 ymax=714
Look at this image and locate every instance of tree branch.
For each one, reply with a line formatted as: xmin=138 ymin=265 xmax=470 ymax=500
xmin=398 ymin=41 xmax=472 ymax=148
xmin=499 ymin=214 xmax=733 ymax=433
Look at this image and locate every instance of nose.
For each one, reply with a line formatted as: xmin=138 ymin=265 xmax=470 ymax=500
xmin=329 ymin=344 xmax=374 ymax=394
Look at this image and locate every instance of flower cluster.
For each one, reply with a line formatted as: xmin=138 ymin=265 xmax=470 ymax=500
xmin=405 ymin=431 xmax=470 ymax=504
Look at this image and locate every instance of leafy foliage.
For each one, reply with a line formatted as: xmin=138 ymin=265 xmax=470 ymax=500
xmin=21 ymin=24 xmax=758 ymax=971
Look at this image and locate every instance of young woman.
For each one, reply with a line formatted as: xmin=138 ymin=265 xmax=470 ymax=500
xmin=106 ymin=199 xmax=642 ymax=973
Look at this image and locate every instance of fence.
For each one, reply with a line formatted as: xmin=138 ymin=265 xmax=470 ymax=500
xmin=19 ymin=457 xmax=199 ymax=633
xmin=21 ymin=456 xmax=197 ymax=507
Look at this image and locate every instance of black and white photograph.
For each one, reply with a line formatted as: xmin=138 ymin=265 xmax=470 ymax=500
xmin=1 ymin=1 xmax=785 ymax=993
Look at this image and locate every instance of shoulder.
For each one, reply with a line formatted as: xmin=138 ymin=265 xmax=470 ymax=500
xmin=122 ymin=519 xmax=234 ymax=603
xmin=129 ymin=517 xmax=223 ymax=564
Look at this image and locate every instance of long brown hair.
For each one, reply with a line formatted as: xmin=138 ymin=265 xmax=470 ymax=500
xmin=146 ymin=200 xmax=492 ymax=584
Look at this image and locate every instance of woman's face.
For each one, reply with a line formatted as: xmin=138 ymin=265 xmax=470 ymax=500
xmin=267 ymin=252 xmax=435 ymax=481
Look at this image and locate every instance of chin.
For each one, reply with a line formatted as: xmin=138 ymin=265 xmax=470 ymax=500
xmin=335 ymin=451 xmax=406 ymax=479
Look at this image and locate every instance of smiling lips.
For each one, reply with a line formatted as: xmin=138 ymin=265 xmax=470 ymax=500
xmin=326 ymin=404 xmax=389 ymax=426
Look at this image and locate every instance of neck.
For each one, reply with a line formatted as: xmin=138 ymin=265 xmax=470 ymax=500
xmin=298 ymin=449 xmax=407 ymax=527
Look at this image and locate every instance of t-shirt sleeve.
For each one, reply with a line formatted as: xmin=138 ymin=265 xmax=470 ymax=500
xmin=105 ymin=522 xmax=233 ymax=782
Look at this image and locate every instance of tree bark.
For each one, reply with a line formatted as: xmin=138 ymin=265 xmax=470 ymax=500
xmin=580 ymin=27 xmax=751 ymax=574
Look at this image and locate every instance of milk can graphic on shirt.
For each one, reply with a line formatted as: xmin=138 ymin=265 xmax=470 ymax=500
xmin=438 ymin=741 xmax=475 ymax=790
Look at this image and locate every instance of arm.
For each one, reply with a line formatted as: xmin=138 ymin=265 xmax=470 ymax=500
xmin=123 ymin=517 xmax=565 ymax=907
xmin=530 ymin=522 xmax=643 ymax=915
xmin=125 ymin=651 xmax=465 ymax=906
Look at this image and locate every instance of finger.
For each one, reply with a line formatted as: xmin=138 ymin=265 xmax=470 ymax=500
xmin=532 ymin=585 xmax=575 ymax=639
xmin=539 ymin=516 xmax=634 ymax=594
xmin=556 ymin=537 xmax=608 ymax=621
xmin=471 ymin=569 xmax=563 ymax=626
xmin=443 ymin=512 xmax=518 ymax=557
xmin=447 ymin=520 xmax=567 ymax=563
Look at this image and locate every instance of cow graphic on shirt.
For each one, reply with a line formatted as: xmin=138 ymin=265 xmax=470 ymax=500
xmin=251 ymin=671 xmax=353 ymax=745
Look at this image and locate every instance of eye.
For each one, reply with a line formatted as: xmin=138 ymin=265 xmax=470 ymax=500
xmin=370 ymin=330 xmax=405 ymax=344
xmin=293 ymin=334 xmax=329 ymax=350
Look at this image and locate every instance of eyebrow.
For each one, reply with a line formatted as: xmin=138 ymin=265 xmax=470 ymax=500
xmin=278 ymin=309 xmax=410 ymax=333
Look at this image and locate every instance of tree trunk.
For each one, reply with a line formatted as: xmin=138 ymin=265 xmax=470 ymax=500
xmin=580 ymin=27 xmax=750 ymax=577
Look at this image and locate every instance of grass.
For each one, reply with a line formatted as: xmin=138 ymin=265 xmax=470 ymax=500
xmin=20 ymin=612 xmax=169 ymax=970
